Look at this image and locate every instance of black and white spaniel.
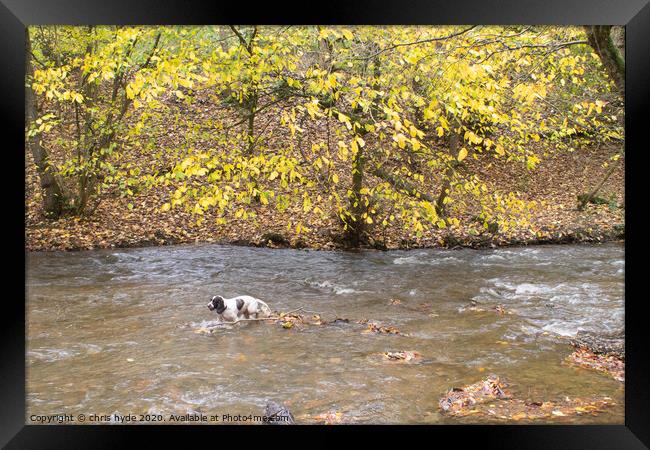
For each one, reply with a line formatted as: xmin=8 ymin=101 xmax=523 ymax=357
xmin=207 ymin=295 xmax=272 ymax=322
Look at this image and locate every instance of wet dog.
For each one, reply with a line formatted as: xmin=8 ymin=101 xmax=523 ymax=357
xmin=207 ymin=295 xmax=272 ymax=323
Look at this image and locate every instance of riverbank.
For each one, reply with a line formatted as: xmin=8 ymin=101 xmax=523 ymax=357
xmin=26 ymin=127 xmax=624 ymax=252
xmin=24 ymin=208 xmax=625 ymax=252
xmin=25 ymin=216 xmax=624 ymax=252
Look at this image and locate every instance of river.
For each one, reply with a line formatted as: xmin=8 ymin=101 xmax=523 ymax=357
xmin=26 ymin=242 xmax=624 ymax=424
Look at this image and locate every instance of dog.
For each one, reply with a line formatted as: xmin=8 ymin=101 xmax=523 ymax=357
xmin=207 ymin=295 xmax=272 ymax=323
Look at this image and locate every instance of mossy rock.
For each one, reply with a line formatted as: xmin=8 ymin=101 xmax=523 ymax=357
xmin=261 ymin=232 xmax=289 ymax=245
xmin=292 ymin=239 xmax=307 ymax=249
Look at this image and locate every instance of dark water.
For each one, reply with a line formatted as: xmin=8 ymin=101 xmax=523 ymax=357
xmin=26 ymin=242 xmax=624 ymax=424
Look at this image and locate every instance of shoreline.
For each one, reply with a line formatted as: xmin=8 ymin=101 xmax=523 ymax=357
xmin=25 ymin=228 xmax=624 ymax=253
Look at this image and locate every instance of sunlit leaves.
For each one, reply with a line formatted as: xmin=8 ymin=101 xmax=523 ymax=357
xmin=29 ymin=25 xmax=621 ymax=239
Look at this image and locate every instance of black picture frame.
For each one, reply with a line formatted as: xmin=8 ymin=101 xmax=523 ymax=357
xmin=3 ymin=0 xmax=648 ymax=447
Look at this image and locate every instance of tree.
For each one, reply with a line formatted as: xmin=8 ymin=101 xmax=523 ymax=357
xmin=26 ymin=28 xmax=65 ymax=218
xmin=149 ymin=26 xmax=622 ymax=245
xmin=579 ymin=26 xmax=625 ymax=209
xmin=29 ymin=26 xmax=623 ymax=247
xmin=584 ymin=26 xmax=625 ymax=98
xmin=28 ymin=26 xmax=180 ymax=215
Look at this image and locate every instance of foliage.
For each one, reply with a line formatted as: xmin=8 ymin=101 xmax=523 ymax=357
xmin=27 ymin=25 xmax=624 ymax=244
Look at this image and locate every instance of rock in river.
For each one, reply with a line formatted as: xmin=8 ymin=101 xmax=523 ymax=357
xmin=264 ymin=401 xmax=295 ymax=425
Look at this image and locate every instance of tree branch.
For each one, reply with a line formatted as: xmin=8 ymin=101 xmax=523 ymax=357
xmin=354 ymin=26 xmax=478 ymax=61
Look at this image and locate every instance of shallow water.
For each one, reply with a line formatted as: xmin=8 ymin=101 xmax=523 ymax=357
xmin=26 ymin=242 xmax=624 ymax=424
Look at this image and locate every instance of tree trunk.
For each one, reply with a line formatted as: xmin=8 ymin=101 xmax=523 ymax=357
xmin=577 ymin=153 xmax=622 ymax=210
xmin=218 ymin=26 xmax=231 ymax=52
xmin=435 ymin=131 xmax=460 ymax=217
xmin=245 ymin=92 xmax=258 ymax=155
xmin=25 ymin=28 xmax=65 ymax=218
xmin=347 ymin=142 xmax=365 ymax=247
xmin=345 ymin=43 xmax=382 ymax=247
xmin=229 ymin=26 xmax=260 ymax=155
xmin=584 ymin=26 xmax=625 ymax=98
xmin=317 ymin=26 xmax=332 ymax=69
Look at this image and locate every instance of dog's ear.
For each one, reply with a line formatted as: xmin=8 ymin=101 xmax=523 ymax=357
xmin=236 ymin=298 xmax=245 ymax=310
xmin=214 ymin=296 xmax=226 ymax=314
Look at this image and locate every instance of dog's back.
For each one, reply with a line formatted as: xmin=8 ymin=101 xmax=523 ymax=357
xmin=240 ymin=295 xmax=271 ymax=318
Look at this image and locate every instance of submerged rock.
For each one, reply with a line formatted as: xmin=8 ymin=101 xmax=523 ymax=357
xmin=439 ymin=375 xmax=510 ymax=414
xmin=264 ymin=401 xmax=295 ymax=425
xmin=569 ymin=330 xmax=624 ymax=359
xmin=381 ymin=351 xmax=422 ymax=363
xmin=565 ymin=347 xmax=625 ymax=382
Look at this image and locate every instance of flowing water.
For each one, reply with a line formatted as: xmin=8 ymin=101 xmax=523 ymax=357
xmin=26 ymin=242 xmax=624 ymax=424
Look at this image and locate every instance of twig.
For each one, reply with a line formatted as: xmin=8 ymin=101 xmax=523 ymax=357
xmin=232 ymin=316 xmax=279 ymax=323
xmin=352 ymin=26 xmax=478 ymax=61
xmin=228 ymin=307 xmax=307 ymax=323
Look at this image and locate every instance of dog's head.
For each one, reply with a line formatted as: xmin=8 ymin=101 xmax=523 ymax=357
xmin=207 ymin=295 xmax=226 ymax=314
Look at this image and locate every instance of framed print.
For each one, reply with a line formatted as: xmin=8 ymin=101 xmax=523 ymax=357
xmin=2 ymin=0 xmax=649 ymax=447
